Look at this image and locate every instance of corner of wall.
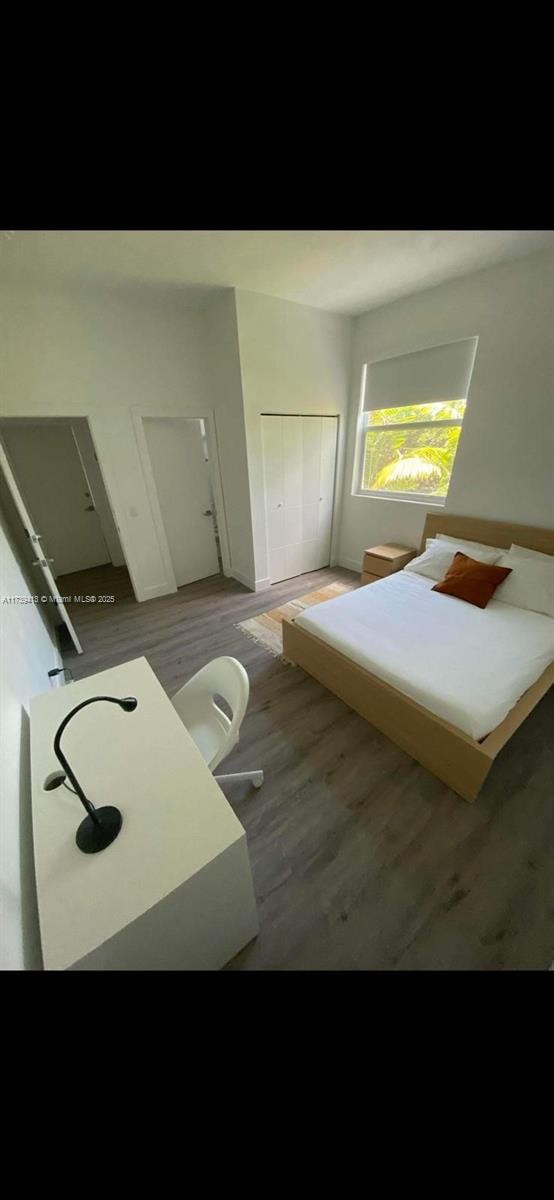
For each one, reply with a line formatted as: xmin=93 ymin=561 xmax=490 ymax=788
xmin=200 ymin=290 xmax=256 ymax=588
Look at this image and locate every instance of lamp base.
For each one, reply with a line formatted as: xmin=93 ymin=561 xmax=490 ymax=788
xmin=76 ymin=806 xmax=123 ymax=854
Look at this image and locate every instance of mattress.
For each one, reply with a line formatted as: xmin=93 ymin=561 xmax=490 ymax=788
xmin=293 ymin=570 xmax=554 ymax=740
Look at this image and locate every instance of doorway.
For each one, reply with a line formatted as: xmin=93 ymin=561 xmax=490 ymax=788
xmin=0 ymin=422 xmax=116 ymax=575
xmin=142 ymin=417 xmax=222 ymax=588
xmin=0 ymin=417 xmax=130 ymax=653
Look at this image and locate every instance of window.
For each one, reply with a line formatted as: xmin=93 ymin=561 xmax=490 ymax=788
xmin=354 ymin=337 xmax=477 ymax=504
xmin=358 ymin=399 xmax=466 ymax=501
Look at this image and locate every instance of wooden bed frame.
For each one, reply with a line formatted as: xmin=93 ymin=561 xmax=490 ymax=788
xmin=282 ymin=514 xmax=554 ymax=802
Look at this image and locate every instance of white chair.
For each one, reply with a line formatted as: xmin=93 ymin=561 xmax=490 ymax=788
xmin=171 ymin=656 xmax=264 ymax=790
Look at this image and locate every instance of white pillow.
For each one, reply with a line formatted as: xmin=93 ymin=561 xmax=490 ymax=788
xmin=406 ymin=537 xmax=503 ymax=582
xmin=436 ymin=533 xmax=503 ymax=561
xmin=404 ymin=542 xmax=464 ymax=581
xmin=494 ymin=553 xmax=554 ymax=618
xmin=510 ymin=543 xmax=554 ymax=564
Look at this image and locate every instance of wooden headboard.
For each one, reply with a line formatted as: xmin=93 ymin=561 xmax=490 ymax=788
xmin=420 ymin=513 xmax=554 ymax=556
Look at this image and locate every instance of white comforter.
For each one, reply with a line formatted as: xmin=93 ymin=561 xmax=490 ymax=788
xmin=294 ymin=570 xmax=554 ymax=739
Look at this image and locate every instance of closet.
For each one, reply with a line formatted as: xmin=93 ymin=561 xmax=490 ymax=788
xmin=262 ymin=415 xmax=338 ymax=584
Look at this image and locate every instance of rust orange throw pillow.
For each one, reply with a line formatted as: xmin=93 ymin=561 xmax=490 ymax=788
xmin=432 ymin=552 xmax=512 ymax=608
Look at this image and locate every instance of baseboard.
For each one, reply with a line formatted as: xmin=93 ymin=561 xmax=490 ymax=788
xmin=230 ymin=567 xmax=256 ymax=591
xmin=136 ymin=582 xmax=178 ymax=602
xmin=230 ymin=569 xmax=270 ymax=592
xmin=337 ymin=556 xmax=362 ymax=574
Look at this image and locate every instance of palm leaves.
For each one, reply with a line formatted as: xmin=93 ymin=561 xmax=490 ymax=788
xmin=371 ymin=453 xmax=442 ymax=491
xmin=363 ymin=409 xmax=463 ymax=496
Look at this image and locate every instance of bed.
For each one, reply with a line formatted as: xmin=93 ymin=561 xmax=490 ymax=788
xmin=281 ymin=514 xmax=554 ymax=801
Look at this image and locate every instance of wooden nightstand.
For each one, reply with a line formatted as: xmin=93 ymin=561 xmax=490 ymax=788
xmin=361 ymin=543 xmax=416 ymax=585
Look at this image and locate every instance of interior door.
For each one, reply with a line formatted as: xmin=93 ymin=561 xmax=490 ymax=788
xmin=0 ymin=439 xmax=83 ymax=654
xmin=1 ymin=426 xmax=110 ymax=576
xmin=262 ymin=415 xmax=338 ymax=584
xmin=144 ymin=417 xmax=220 ymax=587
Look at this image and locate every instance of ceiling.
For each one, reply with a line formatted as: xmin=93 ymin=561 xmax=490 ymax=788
xmin=1 ymin=229 xmax=553 ymax=315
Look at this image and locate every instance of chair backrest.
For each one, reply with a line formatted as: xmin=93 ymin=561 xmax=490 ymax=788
xmin=172 ymin=656 xmax=250 ymax=749
xmin=199 ymin=656 xmax=250 ymax=734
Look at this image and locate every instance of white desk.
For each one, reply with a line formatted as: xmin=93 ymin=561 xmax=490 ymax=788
xmin=29 ymin=657 xmax=258 ymax=970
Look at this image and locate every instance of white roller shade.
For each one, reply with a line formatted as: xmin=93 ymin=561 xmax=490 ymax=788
xmin=363 ymin=337 xmax=478 ymax=411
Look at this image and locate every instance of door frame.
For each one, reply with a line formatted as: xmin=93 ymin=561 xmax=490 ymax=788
xmin=131 ymin=407 xmax=232 ymax=584
xmin=0 ymin=412 xmax=137 ymax=592
xmin=0 ymin=419 xmax=114 ymax=578
xmin=0 ymin=436 xmax=83 ymax=654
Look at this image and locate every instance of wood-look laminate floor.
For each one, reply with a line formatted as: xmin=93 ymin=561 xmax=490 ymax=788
xmin=59 ymin=563 xmax=554 ymax=971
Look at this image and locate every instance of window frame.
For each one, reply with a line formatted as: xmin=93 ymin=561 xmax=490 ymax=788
xmin=353 ymin=406 xmax=465 ymax=506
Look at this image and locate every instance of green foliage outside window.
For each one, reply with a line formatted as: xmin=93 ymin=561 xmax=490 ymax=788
xmin=362 ymin=400 xmax=466 ymax=496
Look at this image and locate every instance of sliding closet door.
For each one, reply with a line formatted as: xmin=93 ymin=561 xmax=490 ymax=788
xmin=262 ymin=415 xmax=338 ymax=584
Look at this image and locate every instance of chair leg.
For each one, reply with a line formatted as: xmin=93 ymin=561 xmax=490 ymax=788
xmin=215 ymin=770 xmax=264 ymax=789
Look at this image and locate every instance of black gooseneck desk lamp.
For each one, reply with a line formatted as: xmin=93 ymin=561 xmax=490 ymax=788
xmin=46 ymin=695 xmax=138 ymax=853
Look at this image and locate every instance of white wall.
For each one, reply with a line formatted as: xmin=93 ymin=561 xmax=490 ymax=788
xmin=339 ymin=252 xmax=554 ymax=570
xmin=0 ymin=281 xmax=353 ymax=596
xmin=0 ymin=282 xmax=232 ymax=600
xmin=235 ymin=289 xmax=352 ymax=586
xmin=199 ymin=293 xmax=256 ymax=587
xmin=0 ymin=506 xmax=60 ymax=970
xmin=4 ymin=254 xmax=549 ymax=599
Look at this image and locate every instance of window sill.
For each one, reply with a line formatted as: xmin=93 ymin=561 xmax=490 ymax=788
xmin=351 ymin=491 xmax=446 ymax=507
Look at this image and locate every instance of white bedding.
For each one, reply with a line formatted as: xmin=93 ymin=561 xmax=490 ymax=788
xmin=294 ymin=570 xmax=554 ymax=740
